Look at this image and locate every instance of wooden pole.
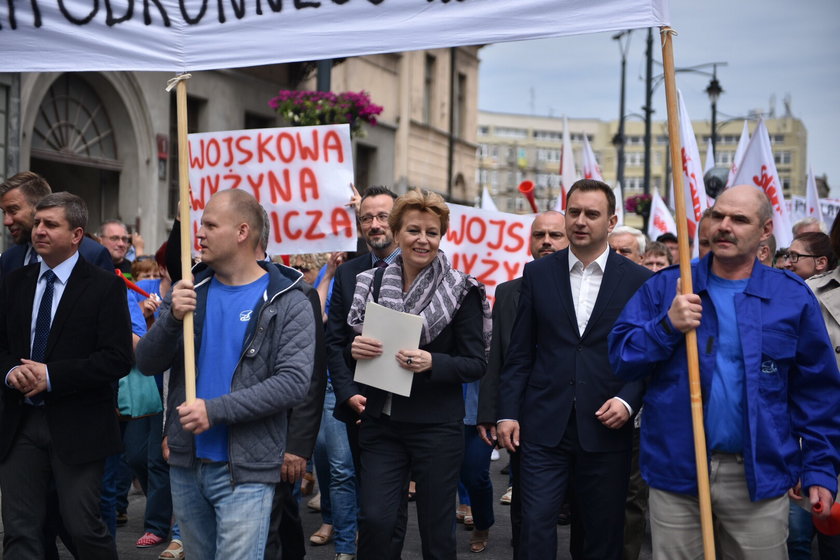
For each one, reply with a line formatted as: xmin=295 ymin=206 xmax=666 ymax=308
xmin=659 ymin=26 xmax=716 ymax=559
xmin=174 ymin=75 xmax=197 ymax=403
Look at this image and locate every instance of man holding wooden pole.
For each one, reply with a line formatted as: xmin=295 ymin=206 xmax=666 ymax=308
xmin=136 ymin=189 xmax=316 ymax=560
xmin=609 ymin=185 xmax=840 ymax=559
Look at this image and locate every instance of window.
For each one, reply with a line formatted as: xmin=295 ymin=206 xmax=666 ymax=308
xmin=454 ymin=72 xmax=467 ymax=137
xmin=772 ymin=134 xmax=784 ymax=144
xmin=717 ymin=151 xmax=735 ymax=165
xmin=537 ymin=148 xmax=560 ymax=162
xmin=478 ymin=126 xmax=490 ymax=136
xmin=625 ymin=152 xmax=644 ymax=167
xmin=625 ymin=177 xmax=644 ymax=191
xmin=774 ymin=151 xmax=792 ymax=165
xmin=244 ymin=112 xmax=274 ymax=130
xmin=496 ymin=127 xmax=528 ymax=139
xmin=423 ymin=54 xmax=436 ymax=125
xmin=533 ymin=130 xmax=561 ymax=142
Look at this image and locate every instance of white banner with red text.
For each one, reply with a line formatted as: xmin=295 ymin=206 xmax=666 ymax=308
xmin=187 ymin=124 xmax=357 ymax=256
xmin=441 ymin=204 xmax=534 ymax=303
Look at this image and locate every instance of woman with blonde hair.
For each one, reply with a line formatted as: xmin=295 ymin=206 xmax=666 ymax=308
xmin=347 ymin=189 xmax=491 ymax=559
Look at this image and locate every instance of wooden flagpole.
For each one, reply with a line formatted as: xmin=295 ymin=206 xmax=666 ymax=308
xmin=659 ymin=27 xmax=716 ymax=559
xmin=168 ymin=74 xmax=197 ymax=403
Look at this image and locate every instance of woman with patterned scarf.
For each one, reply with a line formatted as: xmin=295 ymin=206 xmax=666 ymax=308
xmin=346 ymin=189 xmax=491 ymax=559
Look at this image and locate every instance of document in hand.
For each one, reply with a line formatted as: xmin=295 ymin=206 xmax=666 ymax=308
xmin=353 ymin=302 xmax=424 ymax=397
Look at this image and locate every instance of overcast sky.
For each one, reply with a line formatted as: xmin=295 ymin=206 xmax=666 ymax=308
xmin=478 ymin=0 xmax=840 ymax=192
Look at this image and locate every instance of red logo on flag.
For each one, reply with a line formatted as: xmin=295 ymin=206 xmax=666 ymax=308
xmin=752 ymin=165 xmax=782 ymax=213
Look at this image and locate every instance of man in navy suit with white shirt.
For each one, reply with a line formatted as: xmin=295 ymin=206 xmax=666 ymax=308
xmin=498 ymin=179 xmax=651 ymax=559
xmin=0 ymin=171 xmax=113 ymax=277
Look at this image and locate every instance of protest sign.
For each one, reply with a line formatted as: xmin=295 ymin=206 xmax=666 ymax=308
xmin=187 ymin=123 xmax=357 ymax=255
xmin=0 ymin=1 xmax=669 ymax=72
xmin=441 ymin=204 xmax=534 ymax=303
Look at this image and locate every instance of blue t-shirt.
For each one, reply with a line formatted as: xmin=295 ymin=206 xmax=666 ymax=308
xmin=706 ymin=273 xmax=748 ymax=453
xmin=195 ymin=274 xmax=269 ymax=462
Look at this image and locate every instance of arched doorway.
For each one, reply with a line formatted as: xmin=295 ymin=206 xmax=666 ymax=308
xmin=29 ymin=74 xmax=121 ymax=234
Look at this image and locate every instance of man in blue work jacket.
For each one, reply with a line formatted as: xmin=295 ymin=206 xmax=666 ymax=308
xmin=609 ymin=184 xmax=840 ymax=559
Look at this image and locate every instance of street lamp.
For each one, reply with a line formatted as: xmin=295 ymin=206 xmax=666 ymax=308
xmin=705 ymin=67 xmax=723 ymax=159
xmin=613 ymin=30 xmax=632 ymax=203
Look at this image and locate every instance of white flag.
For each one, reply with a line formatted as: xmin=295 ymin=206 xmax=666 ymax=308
xmin=731 ymin=119 xmax=792 ymax=247
xmin=647 ymin=188 xmax=678 ymax=241
xmin=555 ymin=115 xmax=578 ymax=211
xmin=805 ymin=165 xmax=824 ymax=228
xmin=614 ymin=184 xmax=624 ymax=226
xmin=704 ymin=137 xmax=716 ymax=175
xmin=582 ymin=135 xmax=604 ymax=182
xmin=726 ymin=121 xmax=750 ymax=188
xmin=480 ymin=187 xmax=499 ymax=212
xmin=677 ymin=90 xmax=709 ymax=254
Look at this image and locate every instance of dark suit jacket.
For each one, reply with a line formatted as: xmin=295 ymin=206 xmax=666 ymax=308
xmin=345 ymin=287 xmax=487 ymax=424
xmin=0 ymin=256 xmax=134 ymax=464
xmin=477 ymin=276 xmax=522 ymax=426
xmin=498 ymin=248 xmax=651 ymax=452
xmin=325 ymin=253 xmax=375 ymax=423
xmin=284 ymin=285 xmax=327 ymax=459
xmin=0 ymin=237 xmax=114 ymax=278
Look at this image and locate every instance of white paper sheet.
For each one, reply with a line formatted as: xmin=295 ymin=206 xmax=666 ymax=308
xmin=353 ymin=302 xmax=424 ymax=397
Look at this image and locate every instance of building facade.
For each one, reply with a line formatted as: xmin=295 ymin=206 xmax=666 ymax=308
xmin=0 ymin=47 xmax=480 ymax=253
xmin=477 ymin=110 xmax=808 ymax=214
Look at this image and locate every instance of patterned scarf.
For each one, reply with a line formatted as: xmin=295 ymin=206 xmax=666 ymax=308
xmin=347 ymin=251 xmax=492 ymax=355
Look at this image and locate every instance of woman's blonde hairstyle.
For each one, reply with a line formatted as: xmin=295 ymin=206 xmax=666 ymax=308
xmin=388 ymin=189 xmax=450 ymax=235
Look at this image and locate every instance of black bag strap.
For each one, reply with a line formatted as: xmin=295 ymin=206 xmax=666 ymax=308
xmin=372 ymin=266 xmax=386 ymax=304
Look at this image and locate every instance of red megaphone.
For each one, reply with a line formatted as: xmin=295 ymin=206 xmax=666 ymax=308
xmin=518 ymin=180 xmax=539 ymax=214
xmin=813 ymin=501 xmax=840 ymax=535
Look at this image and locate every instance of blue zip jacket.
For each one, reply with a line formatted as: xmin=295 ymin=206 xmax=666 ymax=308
xmin=609 ymin=255 xmax=840 ymax=501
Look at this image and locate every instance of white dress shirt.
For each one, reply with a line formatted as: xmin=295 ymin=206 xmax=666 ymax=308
xmin=568 ymin=246 xmax=610 ymax=336
xmin=568 ymin=245 xmax=632 ymax=416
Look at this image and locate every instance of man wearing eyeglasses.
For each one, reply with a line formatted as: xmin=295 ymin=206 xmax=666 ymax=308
xmin=98 ymin=220 xmax=133 ymax=276
xmin=1 ymin=172 xmax=113 ymax=278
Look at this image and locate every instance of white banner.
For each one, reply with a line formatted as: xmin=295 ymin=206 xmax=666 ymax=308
xmin=187 ymin=124 xmax=357 ymax=256
xmin=0 ymin=0 xmax=669 ymax=72
xmin=441 ymin=204 xmax=534 ymax=303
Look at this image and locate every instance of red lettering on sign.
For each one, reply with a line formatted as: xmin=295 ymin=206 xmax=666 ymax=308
xmin=466 ymin=217 xmax=486 ymax=244
xmin=504 ymin=222 xmax=526 ymax=253
xmin=323 ymin=130 xmax=344 ymax=163
xmin=331 ymin=208 xmax=354 ymax=238
xmin=296 ymin=130 xmax=319 ymax=161
xmin=223 ymin=173 xmax=242 ymax=192
xmin=206 ymin=138 xmax=221 ymax=167
xmin=299 ymin=168 xmax=320 ymax=201
xmin=304 ymin=210 xmax=326 ymax=240
xmin=268 ymin=169 xmax=293 ymax=204
xmin=257 ymin=133 xmax=275 ymax=163
xmin=246 ymin=173 xmax=263 ymax=202
xmin=222 ymin=137 xmax=235 ymax=167
xmin=284 ymin=210 xmax=303 ymax=240
xmin=502 ymin=261 xmax=521 ymax=281
xmin=476 ymin=258 xmax=499 ymax=287
xmin=235 ymin=136 xmax=253 ymax=165
xmin=753 ymin=165 xmax=782 ymax=214
xmin=487 ymin=219 xmax=505 ymax=250
xmin=276 ymin=132 xmax=296 ymax=163
xmin=446 ymin=215 xmax=468 ymax=244
xmin=189 ymin=140 xmax=205 ymax=169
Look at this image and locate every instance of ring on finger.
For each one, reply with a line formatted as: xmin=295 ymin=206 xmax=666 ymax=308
xmin=407 ymin=357 xmax=413 ymax=365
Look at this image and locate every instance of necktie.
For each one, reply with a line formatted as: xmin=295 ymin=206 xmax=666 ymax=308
xmin=375 ymin=259 xmax=388 ymax=269
xmin=31 ymin=270 xmax=57 ymax=363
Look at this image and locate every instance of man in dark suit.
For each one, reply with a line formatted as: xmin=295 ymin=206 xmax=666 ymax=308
xmin=477 ymin=210 xmax=568 ymax=559
xmin=325 ymin=185 xmax=405 ymax=558
xmin=0 ymin=171 xmax=114 ymax=277
xmin=0 ymin=192 xmax=133 ymax=559
xmin=498 ymin=179 xmax=651 ymax=560
xmin=327 ymin=186 xmax=400 ymax=426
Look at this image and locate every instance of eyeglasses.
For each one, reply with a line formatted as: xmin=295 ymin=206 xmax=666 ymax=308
xmin=359 ymin=212 xmax=390 ymax=225
xmin=105 ymin=235 xmax=131 ymax=244
xmin=782 ymin=251 xmax=820 ymax=263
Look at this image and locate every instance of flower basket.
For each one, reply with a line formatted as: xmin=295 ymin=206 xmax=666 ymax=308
xmin=268 ymin=90 xmax=383 ymax=138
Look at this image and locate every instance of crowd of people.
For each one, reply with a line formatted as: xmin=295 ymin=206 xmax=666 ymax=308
xmin=0 ymin=170 xmax=839 ymax=560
